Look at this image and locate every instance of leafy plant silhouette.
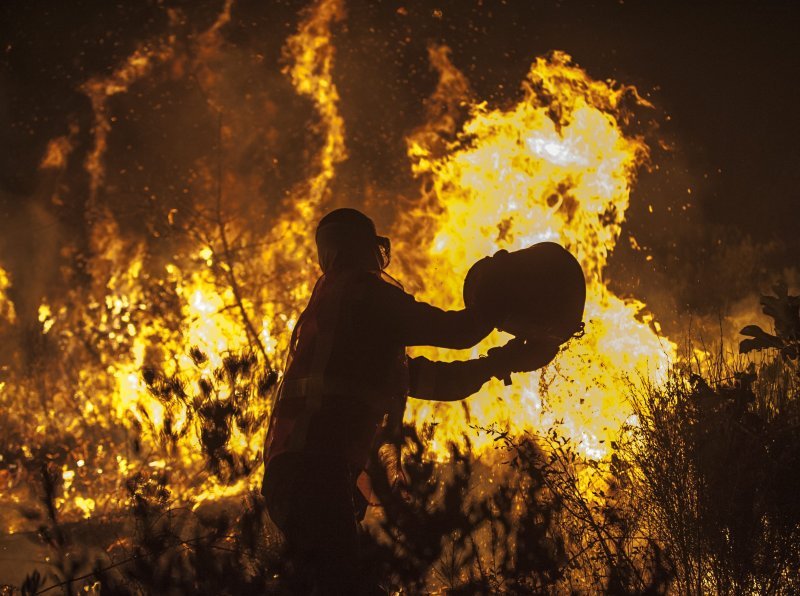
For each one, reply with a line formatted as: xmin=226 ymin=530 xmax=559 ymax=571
xmin=140 ymin=348 xmax=277 ymax=483
xmin=739 ymin=282 xmax=800 ymax=363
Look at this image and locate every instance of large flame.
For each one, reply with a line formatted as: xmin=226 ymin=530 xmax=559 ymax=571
xmin=0 ymin=0 xmax=346 ymax=524
xmin=395 ymin=49 xmax=673 ymax=459
xmin=96 ymin=0 xmax=349 ymax=505
xmin=0 ymin=0 xmax=674 ymax=526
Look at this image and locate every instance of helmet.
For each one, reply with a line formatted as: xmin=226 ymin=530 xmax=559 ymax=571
xmin=315 ymin=208 xmax=390 ymax=273
xmin=463 ymin=242 xmax=586 ymax=344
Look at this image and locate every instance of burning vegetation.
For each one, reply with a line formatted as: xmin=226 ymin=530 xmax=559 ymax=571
xmin=1 ymin=0 xmax=799 ymax=593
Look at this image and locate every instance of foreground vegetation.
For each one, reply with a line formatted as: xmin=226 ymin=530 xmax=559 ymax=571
xmin=2 ymin=286 xmax=799 ymax=595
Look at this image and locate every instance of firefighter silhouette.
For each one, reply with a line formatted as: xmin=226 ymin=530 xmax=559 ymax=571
xmin=261 ymin=208 xmax=574 ymax=594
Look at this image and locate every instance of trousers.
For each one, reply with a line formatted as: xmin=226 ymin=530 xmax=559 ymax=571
xmin=263 ymin=452 xmax=363 ymax=595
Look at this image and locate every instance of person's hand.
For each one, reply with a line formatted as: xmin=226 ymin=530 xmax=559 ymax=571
xmin=487 ymin=338 xmax=559 ymax=379
xmin=378 ymin=443 xmax=412 ymax=503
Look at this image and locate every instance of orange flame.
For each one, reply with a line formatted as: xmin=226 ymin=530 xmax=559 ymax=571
xmin=283 ymin=0 xmax=347 ymax=219
xmin=81 ymin=43 xmax=175 ymax=206
xmin=39 ymin=131 xmax=75 ymax=171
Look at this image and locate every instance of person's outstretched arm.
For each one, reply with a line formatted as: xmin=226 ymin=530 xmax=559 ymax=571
xmin=408 ymin=340 xmax=559 ymax=401
xmin=367 ymin=277 xmax=493 ymax=349
xmin=372 ymin=341 xmax=558 ymax=498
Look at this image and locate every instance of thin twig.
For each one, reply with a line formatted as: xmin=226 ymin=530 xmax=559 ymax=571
xmin=213 ymin=110 xmax=270 ymax=367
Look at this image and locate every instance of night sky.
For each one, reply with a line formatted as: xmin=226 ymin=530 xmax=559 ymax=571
xmin=1 ymin=0 xmax=798 ymax=321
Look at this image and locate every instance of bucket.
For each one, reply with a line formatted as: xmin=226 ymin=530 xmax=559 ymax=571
xmin=463 ymin=242 xmax=586 ymax=345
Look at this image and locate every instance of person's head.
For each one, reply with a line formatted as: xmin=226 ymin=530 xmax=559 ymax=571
xmin=315 ymin=208 xmax=390 ymax=273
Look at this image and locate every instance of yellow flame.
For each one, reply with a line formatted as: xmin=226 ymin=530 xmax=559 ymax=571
xmin=396 ymin=50 xmax=673 ymax=458
xmin=272 ymin=0 xmax=347 ymax=273
xmin=0 ymin=267 xmax=16 ymax=323
xmin=38 ymin=303 xmax=55 ymax=334
xmin=74 ymin=496 xmax=96 ymax=519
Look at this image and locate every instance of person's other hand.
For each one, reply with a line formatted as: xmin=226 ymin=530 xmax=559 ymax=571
xmin=488 ymin=338 xmax=559 ymax=377
xmin=378 ymin=443 xmax=412 ymax=503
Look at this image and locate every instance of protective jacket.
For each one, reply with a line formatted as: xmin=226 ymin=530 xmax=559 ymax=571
xmin=262 ymin=268 xmax=495 ymax=473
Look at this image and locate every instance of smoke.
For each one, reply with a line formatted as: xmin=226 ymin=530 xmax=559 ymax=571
xmin=601 ymin=102 xmax=795 ymax=349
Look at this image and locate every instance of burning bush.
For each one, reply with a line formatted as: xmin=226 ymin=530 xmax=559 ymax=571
xmin=6 ymin=295 xmax=799 ymax=593
xmin=619 ymin=285 xmax=800 ymax=595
